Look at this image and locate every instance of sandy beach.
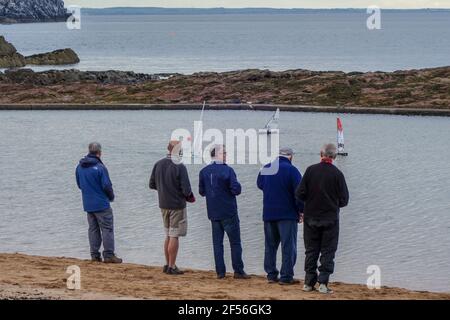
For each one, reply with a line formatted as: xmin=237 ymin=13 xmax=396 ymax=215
xmin=0 ymin=253 xmax=448 ymax=300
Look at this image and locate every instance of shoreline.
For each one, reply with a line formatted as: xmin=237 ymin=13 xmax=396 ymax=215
xmin=1 ymin=104 xmax=450 ymax=117
xmin=0 ymin=253 xmax=449 ymax=300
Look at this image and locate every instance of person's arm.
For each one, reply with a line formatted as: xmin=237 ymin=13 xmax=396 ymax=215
xmin=149 ymin=164 xmax=157 ymax=190
xmin=229 ymin=168 xmax=242 ymax=196
xmin=199 ymin=170 xmax=205 ymax=197
xmin=338 ymin=172 xmax=349 ymax=208
xmin=256 ymin=171 xmax=265 ymax=191
xmin=292 ymin=168 xmax=304 ymax=213
xmin=75 ymin=166 xmax=81 ymax=190
xmin=101 ymin=166 xmax=115 ymax=202
xmin=179 ymin=164 xmax=193 ymax=198
xmin=295 ymin=168 xmax=309 ymax=202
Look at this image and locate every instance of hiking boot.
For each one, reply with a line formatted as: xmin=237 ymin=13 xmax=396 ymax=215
xmin=163 ymin=265 xmax=169 ymax=274
xmin=319 ymin=284 xmax=334 ymax=294
xmin=91 ymin=256 xmax=102 ymax=262
xmin=217 ymin=274 xmax=226 ymax=279
xmin=303 ymin=284 xmax=315 ymax=292
xmin=103 ymin=255 xmax=123 ymax=264
xmin=268 ymin=278 xmax=279 ymax=284
xmin=168 ymin=266 xmax=184 ymax=275
xmin=234 ymin=272 xmax=251 ymax=280
xmin=279 ymin=279 xmax=300 ymax=286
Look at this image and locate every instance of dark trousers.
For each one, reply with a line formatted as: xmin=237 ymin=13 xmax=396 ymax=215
xmin=211 ymin=215 xmax=245 ymax=276
xmin=264 ymin=220 xmax=298 ymax=283
xmin=304 ymin=219 xmax=339 ymax=286
xmin=87 ymin=208 xmax=115 ymax=259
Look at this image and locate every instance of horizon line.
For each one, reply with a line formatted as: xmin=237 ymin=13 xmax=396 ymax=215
xmin=76 ymin=6 xmax=450 ymax=10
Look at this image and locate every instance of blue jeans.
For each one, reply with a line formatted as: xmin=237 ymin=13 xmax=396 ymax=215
xmin=211 ymin=215 xmax=245 ymax=276
xmin=264 ymin=220 xmax=298 ymax=282
xmin=87 ymin=208 xmax=115 ymax=259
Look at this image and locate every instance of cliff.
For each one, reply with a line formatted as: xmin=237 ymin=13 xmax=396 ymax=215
xmin=0 ymin=0 xmax=69 ymax=23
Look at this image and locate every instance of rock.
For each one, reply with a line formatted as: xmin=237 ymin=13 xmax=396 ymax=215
xmin=25 ymin=49 xmax=80 ymax=66
xmin=0 ymin=69 xmax=160 ymax=85
xmin=0 ymin=35 xmax=25 ymax=67
xmin=0 ymin=0 xmax=69 ymax=24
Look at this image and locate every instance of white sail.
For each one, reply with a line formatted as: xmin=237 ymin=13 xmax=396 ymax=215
xmin=192 ymin=101 xmax=206 ymax=158
xmin=265 ymin=108 xmax=280 ymax=131
xmin=337 ymin=117 xmax=347 ymax=155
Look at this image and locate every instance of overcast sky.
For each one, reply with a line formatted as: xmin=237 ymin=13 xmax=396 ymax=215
xmin=64 ymin=1 xmax=450 ymax=9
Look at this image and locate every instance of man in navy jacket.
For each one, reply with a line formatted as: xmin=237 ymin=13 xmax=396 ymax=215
xmin=76 ymin=142 xmax=122 ymax=264
xmin=199 ymin=144 xmax=250 ymax=279
xmin=257 ymin=147 xmax=304 ymax=285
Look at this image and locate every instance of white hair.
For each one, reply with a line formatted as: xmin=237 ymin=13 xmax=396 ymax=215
xmin=321 ymin=143 xmax=337 ymax=159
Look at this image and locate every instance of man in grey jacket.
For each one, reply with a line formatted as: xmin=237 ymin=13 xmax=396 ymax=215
xmin=150 ymin=140 xmax=195 ymax=275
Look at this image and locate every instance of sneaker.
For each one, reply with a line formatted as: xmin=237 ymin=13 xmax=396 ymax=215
xmin=234 ymin=272 xmax=251 ymax=280
xmin=91 ymin=256 xmax=102 ymax=262
xmin=319 ymin=284 xmax=334 ymax=294
xmin=268 ymin=278 xmax=279 ymax=284
xmin=279 ymin=279 xmax=301 ymax=286
xmin=163 ymin=265 xmax=169 ymax=274
xmin=103 ymin=255 xmax=123 ymax=264
xmin=217 ymin=274 xmax=226 ymax=279
xmin=168 ymin=266 xmax=184 ymax=275
xmin=303 ymin=284 xmax=315 ymax=292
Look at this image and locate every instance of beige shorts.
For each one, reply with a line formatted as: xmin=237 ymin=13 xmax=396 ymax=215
xmin=161 ymin=208 xmax=187 ymax=237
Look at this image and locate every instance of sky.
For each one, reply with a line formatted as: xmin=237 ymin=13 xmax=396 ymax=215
xmin=64 ymin=1 xmax=450 ymax=9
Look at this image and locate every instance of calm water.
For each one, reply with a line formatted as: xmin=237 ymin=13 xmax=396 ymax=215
xmin=0 ymin=110 xmax=449 ymax=292
xmin=1 ymin=11 xmax=450 ymax=73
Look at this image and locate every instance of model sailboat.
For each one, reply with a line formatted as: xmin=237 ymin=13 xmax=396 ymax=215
xmin=191 ymin=101 xmax=206 ymax=158
xmin=337 ymin=117 xmax=348 ymax=156
xmin=263 ymin=108 xmax=280 ymax=135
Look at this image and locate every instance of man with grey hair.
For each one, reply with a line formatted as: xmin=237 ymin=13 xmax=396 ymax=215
xmin=296 ymin=143 xmax=349 ymax=294
xmin=76 ymin=142 xmax=122 ymax=264
xmin=257 ymin=147 xmax=304 ymax=285
xmin=199 ymin=144 xmax=250 ymax=279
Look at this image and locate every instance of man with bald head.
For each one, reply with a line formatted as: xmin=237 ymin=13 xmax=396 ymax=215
xmin=150 ymin=140 xmax=195 ymax=275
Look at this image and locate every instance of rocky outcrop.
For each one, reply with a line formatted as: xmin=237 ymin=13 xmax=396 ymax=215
xmin=25 ymin=49 xmax=79 ymax=65
xmin=0 ymin=68 xmax=161 ymax=85
xmin=0 ymin=0 xmax=69 ymax=23
xmin=0 ymin=36 xmax=79 ymax=68
xmin=0 ymin=35 xmax=25 ymax=67
xmin=0 ymin=67 xmax=449 ymax=109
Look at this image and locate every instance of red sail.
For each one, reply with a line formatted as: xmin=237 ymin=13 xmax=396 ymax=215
xmin=337 ymin=117 xmax=343 ymax=132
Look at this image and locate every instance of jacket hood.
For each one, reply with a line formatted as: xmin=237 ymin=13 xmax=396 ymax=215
xmin=79 ymin=154 xmax=102 ymax=168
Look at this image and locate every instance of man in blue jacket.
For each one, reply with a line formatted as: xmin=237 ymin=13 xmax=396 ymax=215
xmin=257 ymin=147 xmax=304 ymax=285
xmin=199 ymin=144 xmax=250 ymax=280
xmin=76 ymin=142 xmax=122 ymax=264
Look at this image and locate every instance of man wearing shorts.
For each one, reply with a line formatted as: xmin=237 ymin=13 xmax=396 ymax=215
xmin=150 ymin=140 xmax=195 ymax=275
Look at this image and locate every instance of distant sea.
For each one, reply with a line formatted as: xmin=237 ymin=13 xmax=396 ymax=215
xmin=1 ymin=9 xmax=450 ymax=74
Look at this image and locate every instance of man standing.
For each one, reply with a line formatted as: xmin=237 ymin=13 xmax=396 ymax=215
xmin=76 ymin=142 xmax=122 ymax=263
xmin=296 ymin=143 xmax=349 ymax=294
xmin=257 ymin=147 xmax=303 ymax=285
xmin=199 ymin=145 xmax=250 ymax=280
xmin=150 ymin=140 xmax=195 ymax=275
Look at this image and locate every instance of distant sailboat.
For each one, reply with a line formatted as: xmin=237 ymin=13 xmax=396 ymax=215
xmin=337 ymin=117 xmax=348 ymax=156
xmin=192 ymin=101 xmax=206 ymax=158
xmin=263 ymin=108 xmax=280 ymax=135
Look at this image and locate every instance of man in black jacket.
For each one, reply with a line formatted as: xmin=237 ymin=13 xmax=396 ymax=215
xmin=296 ymin=143 xmax=349 ymax=294
xmin=150 ymin=140 xmax=195 ymax=275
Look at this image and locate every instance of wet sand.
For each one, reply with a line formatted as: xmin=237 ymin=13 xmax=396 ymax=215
xmin=0 ymin=253 xmax=449 ymax=300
